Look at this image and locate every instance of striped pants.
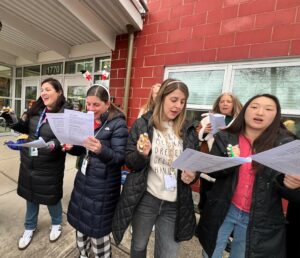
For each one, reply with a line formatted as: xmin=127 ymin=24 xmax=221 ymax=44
xmin=76 ymin=231 xmax=111 ymax=258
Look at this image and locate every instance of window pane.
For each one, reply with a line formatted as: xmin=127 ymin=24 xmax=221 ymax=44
xmin=15 ymin=100 xmax=21 ymax=118
xmin=283 ymin=116 xmax=300 ymax=139
xmin=0 ymin=78 xmax=11 ymax=97
xmin=67 ymin=86 xmax=86 ymax=111
xmin=0 ymin=98 xmax=12 ymax=132
xmin=25 ymin=86 xmax=37 ymax=109
xmin=42 ymin=62 xmax=63 ymax=75
xmin=0 ymin=65 xmax=12 ymax=77
xmin=24 ymin=66 xmax=40 ymax=77
xmin=16 ymin=67 xmax=23 ymax=77
xmin=94 ymin=75 xmax=110 ymax=88
xmin=168 ymin=70 xmax=225 ymax=105
xmin=0 ymin=98 xmax=12 ymax=109
xmin=65 ymin=59 xmax=93 ymax=74
xmin=15 ymin=79 xmax=22 ymax=98
xmin=232 ymin=66 xmax=300 ymax=109
xmin=186 ymin=109 xmax=208 ymax=122
xmin=95 ymin=57 xmax=111 ymax=73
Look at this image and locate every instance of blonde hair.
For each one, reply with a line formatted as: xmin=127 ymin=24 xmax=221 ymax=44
xmin=140 ymin=83 xmax=161 ymax=115
xmin=151 ymin=79 xmax=189 ymax=138
xmin=212 ymin=92 xmax=242 ymax=117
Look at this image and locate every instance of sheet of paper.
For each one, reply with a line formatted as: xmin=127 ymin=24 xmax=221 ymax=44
xmin=47 ymin=110 xmax=94 ymax=146
xmin=209 ymin=113 xmax=226 ymax=135
xmin=64 ymin=109 xmax=94 ymax=145
xmin=172 ymin=140 xmax=300 ymax=175
xmin=46 ymin=113 xmax=70 ymax=144
xmin=251 ymin=140 xmax=300 ymax=176
xmin=172 ymin=148 xmax=251 ymax=173
xmin=7 ymin=137 xmax=48 ymax=148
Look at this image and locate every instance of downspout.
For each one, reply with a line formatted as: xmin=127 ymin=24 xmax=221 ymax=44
xmin=123 ymin=24 xmax=135 ymax=117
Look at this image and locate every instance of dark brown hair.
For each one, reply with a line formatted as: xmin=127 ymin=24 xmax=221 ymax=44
xmin=27 ymin=77 xmax=66 ymax=118
xmin=86 ymin=84 xmax=124 ymax=121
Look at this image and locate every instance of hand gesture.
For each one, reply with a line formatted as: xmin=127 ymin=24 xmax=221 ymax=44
xmin=204 ymin=123 xmax=212 ymax=134
xmin=227 ymin=144 xmax=240 ymax=157
xmin=83 ymin=136 xmax=102 ymax=154
xmin=181 ymin=170 xmax=196 ymax=184
xmin=61 ymin=144 xmax=73 ymax=152
xmin=283 ymin=175 xmax=300 ymax=189
xmin=137 ymin=133 xmax=151 ymax=156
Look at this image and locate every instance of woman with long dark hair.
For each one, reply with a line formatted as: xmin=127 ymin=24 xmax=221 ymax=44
xmin=65 ymin=84 xmax=128 ymax=258
xmin=197 ymin=94 xmax=300 ymax=258
xmin=1 ymin=78 xmax=68 ymax=250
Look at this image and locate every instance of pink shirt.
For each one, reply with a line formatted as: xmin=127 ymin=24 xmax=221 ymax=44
xmin=231 ymin=134 xmax=256 ymax=212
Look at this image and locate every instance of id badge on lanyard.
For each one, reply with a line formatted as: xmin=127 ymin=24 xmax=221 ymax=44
xmin=29 ymin=147 xmax=38 ymax=157
xmin=29 ymin=108 xmax=46 ymax=158
xmin=81 ymin=156 xmax=89 ymax=175
xmin=164 ymin=174 xmax=177 ymax=191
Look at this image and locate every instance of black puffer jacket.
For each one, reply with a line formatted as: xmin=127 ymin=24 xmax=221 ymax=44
xmin=286 ymin=202 xmax=300 ymax=258
xmin=197 ymin=131 xmax=300 ymax=258
xmin=112 ymin=111 xmax=199 ymax=245
xmin=11 ymin=107 xmax=67 ymax=205
xmin=67 ymin=110 xmax=128 ymax=238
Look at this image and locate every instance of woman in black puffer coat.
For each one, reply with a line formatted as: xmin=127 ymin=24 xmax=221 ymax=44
xmin=112 ymin=79 xmax=199 ymax=258
xmin=66 ymin=84 xmax=128 ymax=258
xmin=197 ymin=94 xmax=300 ymax=258
xmin=2 ymin=78 xmax=68 ymax=250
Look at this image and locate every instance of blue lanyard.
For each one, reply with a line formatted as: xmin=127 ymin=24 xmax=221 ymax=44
xmin=34 ymin=108 xmax=47 ymax=137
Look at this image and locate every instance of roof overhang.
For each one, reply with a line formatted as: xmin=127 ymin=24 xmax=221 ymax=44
xmin=0 ymin=0 xmax=146 ymax=66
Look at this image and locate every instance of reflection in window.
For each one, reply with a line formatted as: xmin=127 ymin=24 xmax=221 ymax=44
xmin=16 ymin=67 xmax=23 ymax=77
xmin=168 ymin=70 xmax=225 ymax=105
xmin=25 ymin=86 xmax=37 ymax=110
xmin=67 ymin=86 xmax=86 ymax=111
xmin=283 ymin=116 xmax=300 ymax=139
xmin=15 ymin=79 xmax=22 ymax=98
xmin=65 ymin=59 xmax=93 ymax=74
xmin=0 ymin=65 xmax=12 ymax=77
xmin=24 ymin=66 xmax=40 ymax=77
xmin=186 ymin=109 xmax=208 ymax=122
xmin=15 ymin=100 xmax=21 ymax=118
xmin=232 ymin=66 xmax=300 ymax=110
xmin=0 ymin=98 xmax=12 ymax=132
xmin=0 ymin=77 xmax=11 ymax=97
xmin=95 ymin=57 xmax=111 ymax=73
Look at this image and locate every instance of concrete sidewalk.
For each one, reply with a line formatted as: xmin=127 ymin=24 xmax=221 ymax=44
xmin=0 ymin=135 xmax=202 ymax=258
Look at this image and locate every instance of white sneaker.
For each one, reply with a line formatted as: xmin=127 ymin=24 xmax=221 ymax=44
xmin=49 ymin=225 xmax=62 ymax=242
xmin=18 ymin=229 xmax=35 ymax=250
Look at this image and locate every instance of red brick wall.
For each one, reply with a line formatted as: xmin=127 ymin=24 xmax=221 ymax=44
xmin=110 ymin=0 xmax=300 ymax=125
xmin=109 ymin=0 xmax=300 ymax=193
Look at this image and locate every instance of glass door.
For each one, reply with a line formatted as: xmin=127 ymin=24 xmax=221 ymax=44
xmin=22 ymin=79 xmax=40 ymax=114
xmin=64 ymin=76 xmax=90 ymax=111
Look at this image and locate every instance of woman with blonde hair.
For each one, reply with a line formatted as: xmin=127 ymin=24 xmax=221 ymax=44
xmin=113 ymin=78 xmax=199 ymax=258
xmin=198 ymin=92 xmax=243 ymax=213
xmin=138 ymin=83 xmax=161 ymax=118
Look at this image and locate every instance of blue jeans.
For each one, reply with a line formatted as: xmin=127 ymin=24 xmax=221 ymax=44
xmin=131 ymin=192 xmax=179 ymax=258
xmin=203 ymin=204 xmax=249 ymax=258
xmin=24 ymin=201 xmax=62 ymax=230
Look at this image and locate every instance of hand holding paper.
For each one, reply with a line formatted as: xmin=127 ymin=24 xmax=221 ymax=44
xmin=47 ymin=110 xmax=94 ymax=146
xmin=172 ymin=140 xmax=300 ymax=176
xmin=209 ymin=113 xmax=226 ymax=135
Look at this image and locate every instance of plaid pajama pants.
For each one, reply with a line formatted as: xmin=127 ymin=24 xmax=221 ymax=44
xmin=76 ymin=231 xmax=111 ymax=258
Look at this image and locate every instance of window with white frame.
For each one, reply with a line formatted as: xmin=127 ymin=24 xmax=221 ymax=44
xmin=164 ymin=59 xmax=300 ymax=137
